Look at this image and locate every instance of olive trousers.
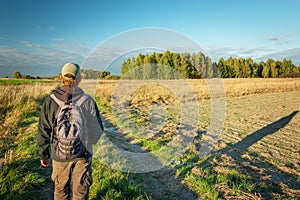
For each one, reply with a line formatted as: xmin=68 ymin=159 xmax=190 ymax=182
xmin=51 ymin=158 xmax=92 ymax=200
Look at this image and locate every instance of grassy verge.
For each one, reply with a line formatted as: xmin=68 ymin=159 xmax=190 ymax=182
xmin=0 ymin=85 xmax=49 ymax=199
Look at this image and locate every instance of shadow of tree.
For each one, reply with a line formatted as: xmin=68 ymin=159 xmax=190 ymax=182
xmin=223 ymin=111 xmax=299 ymax=153
xmin=207 ymin=110 xmax=300 ymax=199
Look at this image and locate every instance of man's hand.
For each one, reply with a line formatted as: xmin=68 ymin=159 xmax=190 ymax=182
xmin=40 ymin=159 xmax=50 ymax=167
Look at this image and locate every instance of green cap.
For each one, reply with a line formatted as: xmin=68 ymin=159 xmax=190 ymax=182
xmin=61 ymin=63 xmax=81 ymax=80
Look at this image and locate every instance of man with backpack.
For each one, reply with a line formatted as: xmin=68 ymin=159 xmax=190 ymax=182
xmin=37 ymin=63 xmax=104 ymax=200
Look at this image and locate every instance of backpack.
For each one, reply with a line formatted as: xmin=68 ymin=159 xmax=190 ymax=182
xmin=50 ymin=93 xmax=89 ymax=160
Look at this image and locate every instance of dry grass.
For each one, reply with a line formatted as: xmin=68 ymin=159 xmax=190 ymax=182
xmin=0 ymin=82 xmax=57 ymax=139
xmin=95 ymin=78 xmax=300 ymax=104
xmin=221 ymin=78 xmax=300 ymax=97
xmin=0 ymin=83 xmax=56 ymax=107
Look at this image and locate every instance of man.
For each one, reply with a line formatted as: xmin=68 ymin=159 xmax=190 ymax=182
xmin=37 ymin=63 xmax=103 ymax=200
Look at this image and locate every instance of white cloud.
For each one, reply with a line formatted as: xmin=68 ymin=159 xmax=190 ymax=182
xmin=206 ymin=45 xmax=300 ymax=65
xmin=256 ymin=48 xmax=300 ymax=64
xmin=0 ymin=39 xmax=92 ymax=77
xmin=50 ymin=40 xmax=92 ymax=57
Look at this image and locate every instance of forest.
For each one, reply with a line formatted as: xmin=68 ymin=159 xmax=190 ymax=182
xmin=120 ymin=51 xmax=300 ymax=79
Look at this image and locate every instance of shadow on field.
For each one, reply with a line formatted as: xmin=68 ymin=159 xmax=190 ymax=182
xmin=225 ymin=111 xmax=299 ymax=153
xmin=217 ymin=110 xmax=300 ymax=199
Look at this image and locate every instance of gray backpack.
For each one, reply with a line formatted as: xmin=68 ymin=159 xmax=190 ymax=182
xmin=51 ymin=94 xmax=89 ymax=160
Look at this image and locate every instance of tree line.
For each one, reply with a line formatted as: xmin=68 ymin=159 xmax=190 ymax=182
xmin=12 ymin=69 xmax=120 ymax=80
xmin=120 ymin=51 xmax=300 ymax=79
xmin=218 ymin=57 xmax=299 ymax=78
xmin=11 ymin=52 xmax=300 ymax=80
xmin=121 ymin=51 xmax=217 ymax=79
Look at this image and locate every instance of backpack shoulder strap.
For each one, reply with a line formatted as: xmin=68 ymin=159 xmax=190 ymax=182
xmin=50 ymin=93 xmax=64 ymax=143
xmin=75 ymin=94 xmax=90 ymax=147
xmin=50 ymin=93 xmax=64 ymax=107
xmin=76 ymin=94 xmax=90 ymax=106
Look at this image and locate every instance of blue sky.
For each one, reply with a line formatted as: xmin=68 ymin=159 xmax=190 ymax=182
xmin=0 ymin=0 xmax=300 ymax=77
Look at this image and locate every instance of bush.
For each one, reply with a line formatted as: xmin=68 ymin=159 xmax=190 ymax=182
xmin=13 ymin=72 xmax=22 ymax=79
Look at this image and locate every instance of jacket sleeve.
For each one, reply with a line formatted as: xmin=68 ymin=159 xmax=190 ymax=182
xmin=37 ymin=97 xmax=53 ymax=160
xmin=85 ymin=98 xmax=104 ymax=145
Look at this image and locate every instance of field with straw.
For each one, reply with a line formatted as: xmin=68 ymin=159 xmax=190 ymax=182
xmin=0 ymin=78 xmax=299 ymax=200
